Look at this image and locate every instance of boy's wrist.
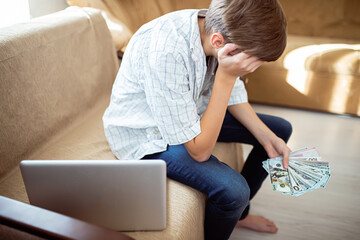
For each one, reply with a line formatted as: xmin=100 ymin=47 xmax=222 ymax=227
xmin=215 ymin=68 xmax=238 ymax=86
xmin=255 ymin=127 xmax=278 ymax=147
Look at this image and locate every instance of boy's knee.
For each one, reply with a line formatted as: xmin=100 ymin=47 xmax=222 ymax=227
xmin=279 ymin=118 xmax=293 ymax=142
xmin=270 ymin=116 xmax=292 ymax=143
xmin=217 ymin=175 xmax=250 ymax=211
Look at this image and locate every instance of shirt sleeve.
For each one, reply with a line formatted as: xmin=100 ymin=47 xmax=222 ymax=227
xmin=228 ymin=77 xmax=248 ymax=106
xmin=144 ymin=51 xmax=201 ymax=145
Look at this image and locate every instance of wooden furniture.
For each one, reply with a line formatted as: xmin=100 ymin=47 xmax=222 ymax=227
xmin=0 ymin=196 xmax=133 ymax=240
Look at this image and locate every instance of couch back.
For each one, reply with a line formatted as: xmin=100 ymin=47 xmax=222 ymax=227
xmin=279 ymin=0 xmax=360 ymax=41
xmin=68 ymin=0 xmax=360 ymax=43
xmin=67 ymin=0 xmax=211 ymax=35
xmin=0 ymin=7 xmax=119 ymax=179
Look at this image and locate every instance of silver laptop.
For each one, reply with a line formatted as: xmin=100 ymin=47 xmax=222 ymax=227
xmin=20 ymin=159 xmax=166 ymax=231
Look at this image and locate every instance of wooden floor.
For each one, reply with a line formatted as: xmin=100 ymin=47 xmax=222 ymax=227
xmin=230 ymin=104 xmax=360 ymax=240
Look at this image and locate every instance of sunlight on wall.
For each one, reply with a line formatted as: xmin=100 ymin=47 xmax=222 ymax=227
xmin=283 ymin=43 xmax=360 ymax=113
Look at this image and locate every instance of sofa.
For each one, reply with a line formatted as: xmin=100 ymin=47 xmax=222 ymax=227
xmin=0 ymin=6 xmax=244 ymax=240
xmin=67 ymin=0 xmax=360 ymax=117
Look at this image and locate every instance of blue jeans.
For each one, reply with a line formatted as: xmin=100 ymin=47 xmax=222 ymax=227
xmin=142 ymin=111 xmax=292 ymax=240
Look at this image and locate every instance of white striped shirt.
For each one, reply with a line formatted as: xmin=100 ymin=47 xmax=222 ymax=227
xmin=103 ymin=9 xmax=248 ymax=160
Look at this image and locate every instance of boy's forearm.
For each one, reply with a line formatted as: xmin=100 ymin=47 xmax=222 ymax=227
xmin=184 ymin=74 xmax=235 ymax=162
xmin=228 ymin=103 xmax=291 ymax=168
xmin=227 ymin=103 xmax=276 ymax=145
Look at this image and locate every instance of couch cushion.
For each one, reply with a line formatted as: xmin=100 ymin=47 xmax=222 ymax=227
xmin=0 ymin=96 xmax=115 ymax=203
xmin=245 ymin=35 xmax=360 ymax=116
xmin=0 ymin=95 xmax=206 ymax=240
xmin=267 ymin=35 xmax=360 ymax=76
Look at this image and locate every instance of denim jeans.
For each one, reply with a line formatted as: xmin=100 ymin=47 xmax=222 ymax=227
xmin=142 ymin=111 xmax=292 ymax=240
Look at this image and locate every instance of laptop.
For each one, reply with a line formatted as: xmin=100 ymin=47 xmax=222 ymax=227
xmin=20 ymin=159 xmax=166 ymax=231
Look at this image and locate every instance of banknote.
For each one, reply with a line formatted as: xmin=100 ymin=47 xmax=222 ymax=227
xmin=262 ymin=147 xmax=331 ymax=196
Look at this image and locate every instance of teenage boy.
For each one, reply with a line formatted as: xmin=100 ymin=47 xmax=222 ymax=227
xmin=103 ymin=0 xmax=292 ymax=239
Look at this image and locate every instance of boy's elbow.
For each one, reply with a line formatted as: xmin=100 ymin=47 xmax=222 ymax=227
xmin=184 ymin=140 xmax=213 ymax=162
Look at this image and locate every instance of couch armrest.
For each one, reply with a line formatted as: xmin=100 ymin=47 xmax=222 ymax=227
xmin=0 ymin=7 xmax=119 ymax=179
xmin=0 ymin=196 xmax=133 ymax=240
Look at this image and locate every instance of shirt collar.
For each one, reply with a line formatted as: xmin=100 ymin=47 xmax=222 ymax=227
xmin=190 ymin=9 xmax=207 ymax=61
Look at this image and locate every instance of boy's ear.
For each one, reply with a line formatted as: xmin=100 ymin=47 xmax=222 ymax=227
xmin=210 ymin=32 xmax=226 ymax=49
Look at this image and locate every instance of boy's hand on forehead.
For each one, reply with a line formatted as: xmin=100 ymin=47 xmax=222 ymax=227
xmin=217 ymin=43 xmax=264 ymax=81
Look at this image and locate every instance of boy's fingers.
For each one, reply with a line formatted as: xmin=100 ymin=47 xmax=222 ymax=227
xmin=220 ymin=44 xmax=259 ymax=64
xmin=236 ymin=54 xmax=260 ymax=64
xmin=233 ymin=55 xmax=261 ymax=73
xmin=218 ymin=44 xmax=263 ymax=76
xmin=219 ymin=43 xmax=239 ymax=56
xmin=282 ymin=148 xmax=291 ymax=169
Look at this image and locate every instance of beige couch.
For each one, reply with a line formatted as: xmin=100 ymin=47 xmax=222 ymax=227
xmin=0 ymin=6 xmax=244 ymax=240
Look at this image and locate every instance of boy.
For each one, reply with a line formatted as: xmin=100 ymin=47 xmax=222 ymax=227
xmin=103 ymin=0 xmax=292 ymax=239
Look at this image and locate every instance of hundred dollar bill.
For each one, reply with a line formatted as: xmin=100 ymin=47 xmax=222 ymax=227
xmin=268 ymin=158 xmax=292 ymax=194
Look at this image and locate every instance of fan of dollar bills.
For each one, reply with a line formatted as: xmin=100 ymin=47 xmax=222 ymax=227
xmin=262 ymin=147 xmax=331 ymax=196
